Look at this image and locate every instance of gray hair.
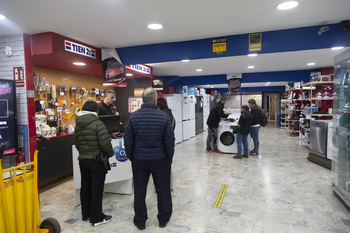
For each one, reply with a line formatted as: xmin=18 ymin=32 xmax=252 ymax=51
xmin=142 ymin=87 xmax=157 ymax=103
xmin=220 ymin=96 xmax=227 ymax=101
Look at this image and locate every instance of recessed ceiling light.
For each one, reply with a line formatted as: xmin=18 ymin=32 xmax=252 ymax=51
xmin=73 ymin=62 xmax=86 ymax=66
xmin=196 ymin=69 xmax=202 ymax=72
xmin=277 ymin=1 xmax=299 ymax=10
xmin=126 ymin=73 xmax=133 ymax=76
xmin=181 ymin=59 xmax=190 ymax=62
xmin=247 ymin=66 xmax=255 ymax=69
xmin=248 ymin=53 xmax=258 ymax=57
xmin=307 ymin=62 xmax=316 ymax=66
xmin=0 ymin=14 xmax=6 ymax=20
xmin=147 ymin=23 xmax=163 ymax=30
xmin=331 ymin=46 xmax=344 ymax=50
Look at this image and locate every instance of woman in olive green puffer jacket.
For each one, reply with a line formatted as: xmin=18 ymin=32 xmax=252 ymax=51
xmin=74 ymin=101 xmax=114 ymax=227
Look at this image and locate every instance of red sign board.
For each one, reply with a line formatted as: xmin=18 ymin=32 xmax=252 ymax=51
xmin=13 ymin=67 xmax=25 ymax=87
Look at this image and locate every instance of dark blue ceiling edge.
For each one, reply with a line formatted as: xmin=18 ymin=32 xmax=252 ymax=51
xmin=205 ymin=86 xmax=285 ymax=94
xmin=242 ymin=69 xmax=320 ymax=83
xmin=116 ymin=23 xmax=350 ymax=65
xmin=163 ymin=69 xmax=319 ymax=87
xmin=163 ymin=74 xmax=227 ymax=87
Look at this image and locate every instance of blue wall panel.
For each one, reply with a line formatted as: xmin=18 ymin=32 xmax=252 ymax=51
xmin=116 ymin=23 xmax=350 ymax=65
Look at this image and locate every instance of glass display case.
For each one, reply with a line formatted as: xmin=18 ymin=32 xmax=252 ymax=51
xmin=332 ymin=48 xmax=350 ymax=210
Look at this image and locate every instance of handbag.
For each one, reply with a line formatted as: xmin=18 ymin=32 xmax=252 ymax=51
xmin=232 ymin=126 xmax=238 ymax=134
xmin=78 ymin=127 xmax=111 ymax=174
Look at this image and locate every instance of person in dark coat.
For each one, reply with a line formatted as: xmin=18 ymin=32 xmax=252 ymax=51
xmin=157 ymin=97 xmax=176 ymax=197
xmin=233 ymin=105 xmax=253 ymax=159
xmin=74 ymin=101 xmax=114 ymax=227
xmin=248 ymin=98 xmax=262 ymax=155
xmin=157 ymin=97 xmax=175 ymax=130
xmin=98 ymin=90 xmax=117 ymax=116
xmin=206 ymin=96 xmax=229 ymax=153
xmin=124 ymin=88 xmax=175 ymax=230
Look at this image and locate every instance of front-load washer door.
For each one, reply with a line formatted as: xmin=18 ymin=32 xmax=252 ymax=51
xmin=220 ymin=131 xmax=235 ymax=146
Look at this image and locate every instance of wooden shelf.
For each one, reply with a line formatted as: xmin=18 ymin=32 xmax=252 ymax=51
xmin=301 ymin=138 xmax=309 ymax=146
xmin=309 ymin=114 xmax=333 ymax=117
xmin=302 ymin=81 xmax=334 ymax=87
xmin=300 ymin=125 xmax=310 ymax=132
xmin=286 ymin=88 xmax=303 ymax=91
xmin=308 ymin=97 xmax=335 ymax=101
xmin=288 ymin=119 xmax=300 ymax=121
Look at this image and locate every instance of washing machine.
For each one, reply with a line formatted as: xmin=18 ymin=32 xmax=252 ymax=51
xmin=217 ymin=110 xmax=253 ymax=153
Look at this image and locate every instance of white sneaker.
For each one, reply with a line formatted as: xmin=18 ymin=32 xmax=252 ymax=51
xmin=92 ymin=215 xmax=112 ymax=227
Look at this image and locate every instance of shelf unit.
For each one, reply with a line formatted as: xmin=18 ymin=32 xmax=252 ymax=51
xmin=299 ymin=80 xmax=334 ymax=148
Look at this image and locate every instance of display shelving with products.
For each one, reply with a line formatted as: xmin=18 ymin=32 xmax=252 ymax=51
xmin=298 ymin=79 xmax=334 ymax=148
xmin=284 ymin=84 xmax=312 ymax=136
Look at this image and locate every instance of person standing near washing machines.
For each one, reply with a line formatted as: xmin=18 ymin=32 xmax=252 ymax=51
xmin=248 ymin=98 xmax=262 ymax=155
xmin=206 ymin=96 xmax=229 ymax=153
xmin=233 ymin=105 xmax=253 ymax=159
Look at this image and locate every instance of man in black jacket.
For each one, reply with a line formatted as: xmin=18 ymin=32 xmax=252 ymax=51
xmin=206 ymin=96 xmax=229 ymax=153
xmin=233 ymin=105 xmax=253 ymax=159
xmin=98 ymin=90 xmax=117 ymax=116
xmin=124 ymin=87 xmax=175 ymax=230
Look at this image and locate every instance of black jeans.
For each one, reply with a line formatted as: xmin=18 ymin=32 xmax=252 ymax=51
xmin=132 ymin=158 xmax=172 ymax=226
xmin=79 ymin=159 xmax=106 ymax=223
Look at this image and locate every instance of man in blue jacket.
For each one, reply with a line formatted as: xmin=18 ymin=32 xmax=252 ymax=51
xmin=124 ymin=87 xmax=175 ymax=230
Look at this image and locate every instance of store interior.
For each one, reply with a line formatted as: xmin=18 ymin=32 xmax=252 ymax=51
xmin=1 ymin=1 xmax=350 ymax=232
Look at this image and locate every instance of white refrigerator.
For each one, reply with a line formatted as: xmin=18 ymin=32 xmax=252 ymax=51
xmin=188 ymin=95 xmax=196 ymax=138
xmin=164 ymin=94 xmax=183 ymax=144
xmin=202 ymin=94 xmax=210 ymax=131
xmin=182 ymin=94 xmax=191 ymax=140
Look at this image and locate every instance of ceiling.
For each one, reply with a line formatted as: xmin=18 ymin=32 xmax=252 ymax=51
xmin=1 ymin=0 xmax=350 ymax=87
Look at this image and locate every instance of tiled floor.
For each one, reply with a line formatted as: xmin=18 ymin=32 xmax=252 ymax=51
xmin=40 ymin=125 xmax=350 ymax=232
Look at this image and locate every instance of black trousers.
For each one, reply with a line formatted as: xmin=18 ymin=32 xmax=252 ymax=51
xmin=132 ymin=158 xmax=172 ymax=226
xmin=79 ymin=159 xmax=106 ymax=223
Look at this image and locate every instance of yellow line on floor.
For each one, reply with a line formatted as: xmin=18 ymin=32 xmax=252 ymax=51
xmin=213 ymin=184 xmax=228 ymax=208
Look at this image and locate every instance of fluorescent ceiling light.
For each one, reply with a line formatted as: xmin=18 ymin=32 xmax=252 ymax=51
xmin=0 ymin=14 xmax=5 ymax=20
xmin=331 ymin=46 xmax=344 ymax=50
xmin=206 ymin=85 xmax=210 ymax=86
xmin=196 ymin=69 xmax=203 ymax=72
xmin=277 ymin=1 xmax=299 ymax=10
xmin=247 ymin=66 xmax=255 ymax=69
xmin=248 ymin=53 xmax=258 ymax=57
xmin=265 ymin=83 xmax=270 ymax=86
xmin=307 ymin=62 xmax=316 ymax=66
xmin=73 ymin=62 xmax=86 ymax=66
xmin=147 ymin=23 xmax=163 ymax=30
xmin=126 ymin=73 xmax=133 ymax=76
xmin=181 ymin=59 xmax=190 ymax=62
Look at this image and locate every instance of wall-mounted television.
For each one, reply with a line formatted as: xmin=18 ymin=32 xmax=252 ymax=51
xmin=0 ymin=79 xmax=18 ymax=155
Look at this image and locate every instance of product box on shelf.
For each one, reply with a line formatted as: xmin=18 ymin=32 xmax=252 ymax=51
xmin=304 ymin=107 xmax=319 ymax=114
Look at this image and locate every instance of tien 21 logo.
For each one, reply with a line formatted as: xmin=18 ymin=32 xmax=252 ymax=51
xmin=114 ymin=140 xmax=128 ymax=162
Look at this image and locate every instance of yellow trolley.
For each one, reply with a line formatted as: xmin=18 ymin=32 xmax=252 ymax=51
xmin=0 ymin=139 xmax=61 ymax=233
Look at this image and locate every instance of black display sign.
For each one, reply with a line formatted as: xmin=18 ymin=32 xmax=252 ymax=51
xmin=0 ymin=79 xmax=18 ymax=155
xmin=102 ymin=57 xmax=126 ymax=85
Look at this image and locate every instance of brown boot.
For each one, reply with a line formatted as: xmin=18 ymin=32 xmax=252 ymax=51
xmin=233 ymin=155 xmax=242 ymax=159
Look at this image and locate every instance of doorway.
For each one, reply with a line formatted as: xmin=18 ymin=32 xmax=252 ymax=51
xmin=263 ymin=92 xmax=280 ymax=122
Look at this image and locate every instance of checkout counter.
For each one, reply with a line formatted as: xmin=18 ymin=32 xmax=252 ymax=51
xmin=72 ymin=115 xmax=133 ymax=206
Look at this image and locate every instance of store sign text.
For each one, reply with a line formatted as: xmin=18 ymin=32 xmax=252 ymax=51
xmin=126 ymin=65 xmax=151 ymax=74
xmin=65 ymin=40 xmax=96 ymax=59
